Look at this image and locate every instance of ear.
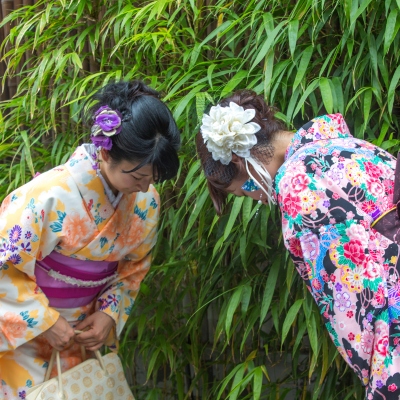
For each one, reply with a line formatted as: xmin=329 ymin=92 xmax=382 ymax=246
xmin=230 ymin=153 xmax=247 ymax=176
xmin=100 ymin=148 xmax=111 ymax=163
xmin=231 ymin=153 xmax=244 ymax=166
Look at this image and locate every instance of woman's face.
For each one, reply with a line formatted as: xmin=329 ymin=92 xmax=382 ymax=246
xmin=100 ymin=152 xmax=154 ymax=195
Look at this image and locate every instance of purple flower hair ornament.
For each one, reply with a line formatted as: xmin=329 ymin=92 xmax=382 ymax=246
xmin=90 ymin=105 xmax=123 ymax=150
xmin=90 ymin=135 xmax=112 ymax=151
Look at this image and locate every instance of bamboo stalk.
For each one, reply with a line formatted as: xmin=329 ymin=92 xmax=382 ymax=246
xmin=1 ymin=0 xmax=15 ymax=98
xmin=0 ymin=3 xmax=9 ymax=100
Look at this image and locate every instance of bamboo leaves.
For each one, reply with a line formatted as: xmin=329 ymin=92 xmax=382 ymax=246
xmin=259 ymin=256 xmax=281 ymax=328
xmin=225 ymin=285 xmax=244 ymax=339
xmin=250 ymin=18 xmax=287 ymax=72
xmin=19 ymin=131 xmax=35 ymax=177
xmin=384 ymin=9 xmax=399 ymax=54
xmin=388 ymin=64 xmax=400 ymax=114
xmin=224 ymin=196 xmax=244 ymax=240
xmin=281 ymin=299 xmax=304 ymax=347
xmin=1 ymin=0 xmax=398 ymax=398
xmin=288 ymin=20 xmax=299 ymax=57
xmin=319 ymin=78 xmax=334 ymax=114
xmin=221 ymin=70 xmax=248 ymax=98
xmin=292 ymin=46 xmax=313 ymax=93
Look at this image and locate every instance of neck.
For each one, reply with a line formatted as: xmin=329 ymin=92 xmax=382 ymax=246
xmin=99 ymin=158 xmax=119 ymax=196
xmin=264 ymin=130 xmax=295 ymax=179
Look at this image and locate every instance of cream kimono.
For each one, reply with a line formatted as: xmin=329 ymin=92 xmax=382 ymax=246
xmin=0 ymin=145 xmax=159 ymax=399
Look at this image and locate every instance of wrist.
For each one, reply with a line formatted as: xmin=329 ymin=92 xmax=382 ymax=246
xmin=98 ymin=309 xmax=116 ymax=325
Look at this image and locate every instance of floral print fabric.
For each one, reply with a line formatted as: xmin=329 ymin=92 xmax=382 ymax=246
xmin=0 ymin=145 xmax=159 ymax=399
xmin=275 ymin=114 xmax=399 ymax=399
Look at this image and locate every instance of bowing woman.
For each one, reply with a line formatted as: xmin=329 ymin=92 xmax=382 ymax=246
xmin=196 ymin=89 xmax=400 ymax=399
xmin=0 ymin=80 xmax=180 ymax=399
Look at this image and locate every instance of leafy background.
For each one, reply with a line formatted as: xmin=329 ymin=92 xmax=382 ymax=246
xmin=1 ymin=0 xmax=400 ymax=399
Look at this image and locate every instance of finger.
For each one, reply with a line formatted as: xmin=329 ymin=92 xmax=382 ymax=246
xmin=82 ymin=340 xmax=100 ymax=347
xmin=75 ymin=338 xmax=96 ymax=345
xmin=75 ymin=333 xmax=106 ymax=345
xmin=67 ymin=329 xmax=76 ymax=340
xmin=85 ymin=344 xmax=103 ymax=352
xmin=76 ymin=336 xmax=104 ymax=345
xmin=53 ymin=342 xmax=67 ymax=351
xmin=75 ymin=318 xmax=93 ymax=331
xmin=74 ymin=332 xmax=95 ymax=343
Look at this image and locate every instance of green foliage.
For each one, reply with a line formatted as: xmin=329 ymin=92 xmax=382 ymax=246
xmin=1 ymin=0 xmax=400 ymax=398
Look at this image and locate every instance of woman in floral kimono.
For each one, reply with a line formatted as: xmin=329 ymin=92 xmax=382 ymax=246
xmin=196 ymin=89 xmax=400 ymax=399
xmin=0 ymin=80 xmax=180 ymax=399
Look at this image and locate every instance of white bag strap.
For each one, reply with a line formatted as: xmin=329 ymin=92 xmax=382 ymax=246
xmin=44 ymin=330 xmax=107 ymax=399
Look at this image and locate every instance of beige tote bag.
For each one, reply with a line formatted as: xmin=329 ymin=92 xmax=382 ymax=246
xmin=26 ymin=345 xmax=135 ymax=400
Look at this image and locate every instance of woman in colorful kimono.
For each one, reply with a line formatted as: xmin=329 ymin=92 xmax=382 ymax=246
xmin=0 ymin=80 xmax=180 ymax=399
xmin=196 ymin=89 xmax=400 ymax=399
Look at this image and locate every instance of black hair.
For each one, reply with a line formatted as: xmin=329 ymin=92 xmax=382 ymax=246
xmin=86 ymin=80 xmax=180 ymax=183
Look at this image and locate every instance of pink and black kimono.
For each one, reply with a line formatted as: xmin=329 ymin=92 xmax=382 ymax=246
xmin=275 ymin=113 xmax=400 ymax=398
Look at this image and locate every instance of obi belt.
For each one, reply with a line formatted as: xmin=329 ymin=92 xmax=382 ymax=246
xmin=371 ymin=151 xmax=400 ymax=247
xmin=35 ymin=251 xmax=118 ymax=308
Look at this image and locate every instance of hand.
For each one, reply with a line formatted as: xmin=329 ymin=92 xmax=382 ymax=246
xmin=74 ymin=311 xmax=115 ymax=351
xmin=42 ymin=316 xmax=75 ymax=351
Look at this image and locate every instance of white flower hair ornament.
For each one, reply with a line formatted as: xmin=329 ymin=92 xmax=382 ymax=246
xmin=200 ymin=102 xmax=276 ymax=205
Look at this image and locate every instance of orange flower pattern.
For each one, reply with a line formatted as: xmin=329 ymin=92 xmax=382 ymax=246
xmin=0 ymin=312 xmax=27 ymax=347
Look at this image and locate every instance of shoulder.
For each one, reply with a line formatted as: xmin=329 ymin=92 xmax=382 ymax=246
xmin=30 ymin=165 xmax=73 ymax=188
xmin=1 ymin=166 xmax=76 ymax=212
xmin=285 ymin=113 xmax=352 ymax=160
xmin=0 ymin=167 xmax=80 ymax=247
xmin=310 ymin=113 xmax=351 ymax=136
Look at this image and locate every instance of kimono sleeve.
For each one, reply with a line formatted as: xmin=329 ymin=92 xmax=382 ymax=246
xmin=284 ymin=209 xmax=399 ymax=386
xmin=0 ymin=178 xmax=63 ymax=355
xmin=96 ymin=193 xmax=160 ymax=341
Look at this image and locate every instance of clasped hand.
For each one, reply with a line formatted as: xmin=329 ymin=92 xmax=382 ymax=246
xmin=42 ymin=311 xmax=115 ymax=352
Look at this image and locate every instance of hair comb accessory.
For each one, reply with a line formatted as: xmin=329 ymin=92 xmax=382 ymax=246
xmin=90 ymin=105 xmax=122 ymax=151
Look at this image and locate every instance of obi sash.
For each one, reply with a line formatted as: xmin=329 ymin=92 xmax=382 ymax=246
xmin=35 ymin=251 xmax=118 ymax=308
xmin=371 ymin=152 xmax=400 ymax=246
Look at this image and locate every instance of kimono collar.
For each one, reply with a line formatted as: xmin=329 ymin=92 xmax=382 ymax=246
xmin=285 ymin=113 xmax=352 ymax=161
xmin=65 ymin=145 xmax=118 ymax=226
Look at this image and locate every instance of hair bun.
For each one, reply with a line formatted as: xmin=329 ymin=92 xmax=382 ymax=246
xmin=127 ymin=80 xmax=160 ymax=100
xmin=219 ymin=89 xmax=284 ymax=137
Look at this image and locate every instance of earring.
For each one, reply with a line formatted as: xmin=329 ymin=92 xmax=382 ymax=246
xmin=241 ymin=178 xmax=261 ymax=192
xmin=255 ymin=192 xmax=263 ymax=217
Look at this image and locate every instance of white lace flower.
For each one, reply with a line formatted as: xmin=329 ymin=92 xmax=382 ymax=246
xmin=200 ymin=102 xmax=260 ymax=165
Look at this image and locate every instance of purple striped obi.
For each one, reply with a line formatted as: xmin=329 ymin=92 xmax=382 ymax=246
xmin=35 ymin=251 xmax=118 ymax=308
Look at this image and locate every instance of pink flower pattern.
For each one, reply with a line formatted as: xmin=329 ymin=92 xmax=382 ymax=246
xmin=275 ymin=114 xmax=400 ymax=398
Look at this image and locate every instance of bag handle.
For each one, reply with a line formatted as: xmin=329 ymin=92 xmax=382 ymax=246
xmin=44 ymin=330 xmax=108 ymax=399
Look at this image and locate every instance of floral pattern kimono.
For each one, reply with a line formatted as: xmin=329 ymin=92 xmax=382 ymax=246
xmin=275 ymin=113 xmax=400 ymax=399
xmin=0 ymin=145 xmax=159 ymax=399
